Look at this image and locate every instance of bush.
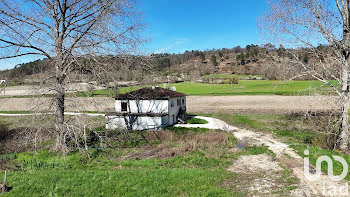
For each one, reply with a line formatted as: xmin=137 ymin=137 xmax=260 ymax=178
xmin=210 ymin=55 xmax=218 ymax=66
xmin=221 ymin=77 xmax=239 ymax=84
xmin=262 ymin=64 xmax=279 ymax=80
xmin=0 ymin=124 xmax=53 ymax=154
xmin=230 ymin=76 xmax=239 ymax=84
xmin=312 ymin=132 xmax=337 ymax=149
xmin=199 ymin=52 xmax=205 ymax=61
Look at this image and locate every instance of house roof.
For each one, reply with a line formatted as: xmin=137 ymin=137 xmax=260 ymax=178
xmin=115 ymin=87 xmax=187 ymax=100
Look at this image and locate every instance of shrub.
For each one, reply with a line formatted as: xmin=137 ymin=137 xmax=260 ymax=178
xmin=199 ymin=52 xmax=205 ymax=61
xmin=262 ymin=64 xmax=280 ymax=80
xmin=222 ymin=79 xmax=230 ymax=84
xmin=218 ymin=51 xmax=223 ymax=58
xmin=231 ymin=76 xmax=239 ymax=84
xmin=210 ymin=55 xmax=218 ymax=66
xmin=222 ymin=76 xmax=239 ymax=84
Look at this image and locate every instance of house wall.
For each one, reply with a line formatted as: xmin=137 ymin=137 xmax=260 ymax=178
xmin=168 ymin=97 xmax=186 ymax=125
xmin=108 ymin=97 xmax=186 ymax=130
xmin=106 ymin=116 xmax=163 ymax=130
xmin=161 ymin=115 xmax=169 ymax=126
xmin=115 ymin=99 xmax=168 ymax=114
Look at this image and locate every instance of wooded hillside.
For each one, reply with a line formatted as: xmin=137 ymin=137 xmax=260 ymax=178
xmin=0 ymin=44 xmax=336 ymax=84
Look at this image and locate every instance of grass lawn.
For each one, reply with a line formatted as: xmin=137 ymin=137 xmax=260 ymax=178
xmin=0 ymin=111 xmax=34 ymax=114
xmin=76 ymin=80 xmax=338 ymax=97
xmin=187 ymin=117 xmax=208 ymax=124
xmin=0 ymin=168 xmax=239 ymax=197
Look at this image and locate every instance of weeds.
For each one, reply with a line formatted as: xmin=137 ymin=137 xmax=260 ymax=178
xmin=19 ymin=159 xmax=71 ymax=171
xmin=0 ymin=154 xmax=16 ymax=161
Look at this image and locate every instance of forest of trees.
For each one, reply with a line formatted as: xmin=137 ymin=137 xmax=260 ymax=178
xmin=0 ymin=44 xmax=334 ymax=82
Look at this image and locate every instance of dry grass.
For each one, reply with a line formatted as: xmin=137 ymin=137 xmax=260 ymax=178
xmin=145 ymin=130 xmax=230 ymax=145
xmin=122 ymin=130 xmax=234 ymax=160
xmin=0 ymin=124 xmax=53 ymax=154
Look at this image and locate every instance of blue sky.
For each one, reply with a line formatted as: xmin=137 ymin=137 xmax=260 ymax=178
xmin=0 ymin=0 xmax=266 ymax=70
xmin=141 ymin=0 xmax=267 ymax=54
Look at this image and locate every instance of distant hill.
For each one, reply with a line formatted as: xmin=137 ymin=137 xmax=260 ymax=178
xmin=149 ymin=44 xmax=334 ymax=81
xmin=0 ymin=44 xmax=334 ymax=84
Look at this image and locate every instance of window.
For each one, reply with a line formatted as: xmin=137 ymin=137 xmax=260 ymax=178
xmin=121 ymin=102 xmax=127 ymax=112
xmin=170 ymin=101 xmax=174 ymax=107
xmin=177 ymin=99 xmax=181 ymax=106
xmin=182 ymin=99 xmax=185 ymax=105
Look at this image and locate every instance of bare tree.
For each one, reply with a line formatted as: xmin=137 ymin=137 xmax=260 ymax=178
xmin=260 ymin=0 xmax=350 ymax=151
xmin=0 ymin=0 xmax=144 ymax=151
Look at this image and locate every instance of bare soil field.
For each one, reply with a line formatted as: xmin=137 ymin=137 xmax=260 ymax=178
xmin=0 ymin=83 xmax=104 ymax=96
xmin=0 ymin=95 xmax=338 ymax=114
xmin=187 ymin=95 xmax=338 ymax=114
xmin=0 ymin=85 xmax=48 ymax=96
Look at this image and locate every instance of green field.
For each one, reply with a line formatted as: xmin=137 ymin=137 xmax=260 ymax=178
xmin=0 ymin=80 xmax=338 ymax=98
xmin=77 ymin=80 xmax=338 ymax=97
xmin=169 ymin=81 xmax=336 ymax=96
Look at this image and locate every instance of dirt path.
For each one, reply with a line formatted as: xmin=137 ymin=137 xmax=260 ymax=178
xmin=177 ymin=117 xmax=348 ymax=196
xmin=0 ymin=95 xmax=338 ymax=114
xmin=233 ymin=129 xmax=349 ymax=197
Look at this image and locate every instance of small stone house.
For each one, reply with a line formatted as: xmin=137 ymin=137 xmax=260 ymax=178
xmin=105 ymin=87 xmax=187 ymax=130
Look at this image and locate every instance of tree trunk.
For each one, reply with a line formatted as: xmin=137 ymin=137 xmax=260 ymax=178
xmin=340 ymin=64 xmax=350 ymax=152
xmin=339 ymin=11 xmax=350 ymax=152
xmin=55 ymin=64 xmax=66 ymax=151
